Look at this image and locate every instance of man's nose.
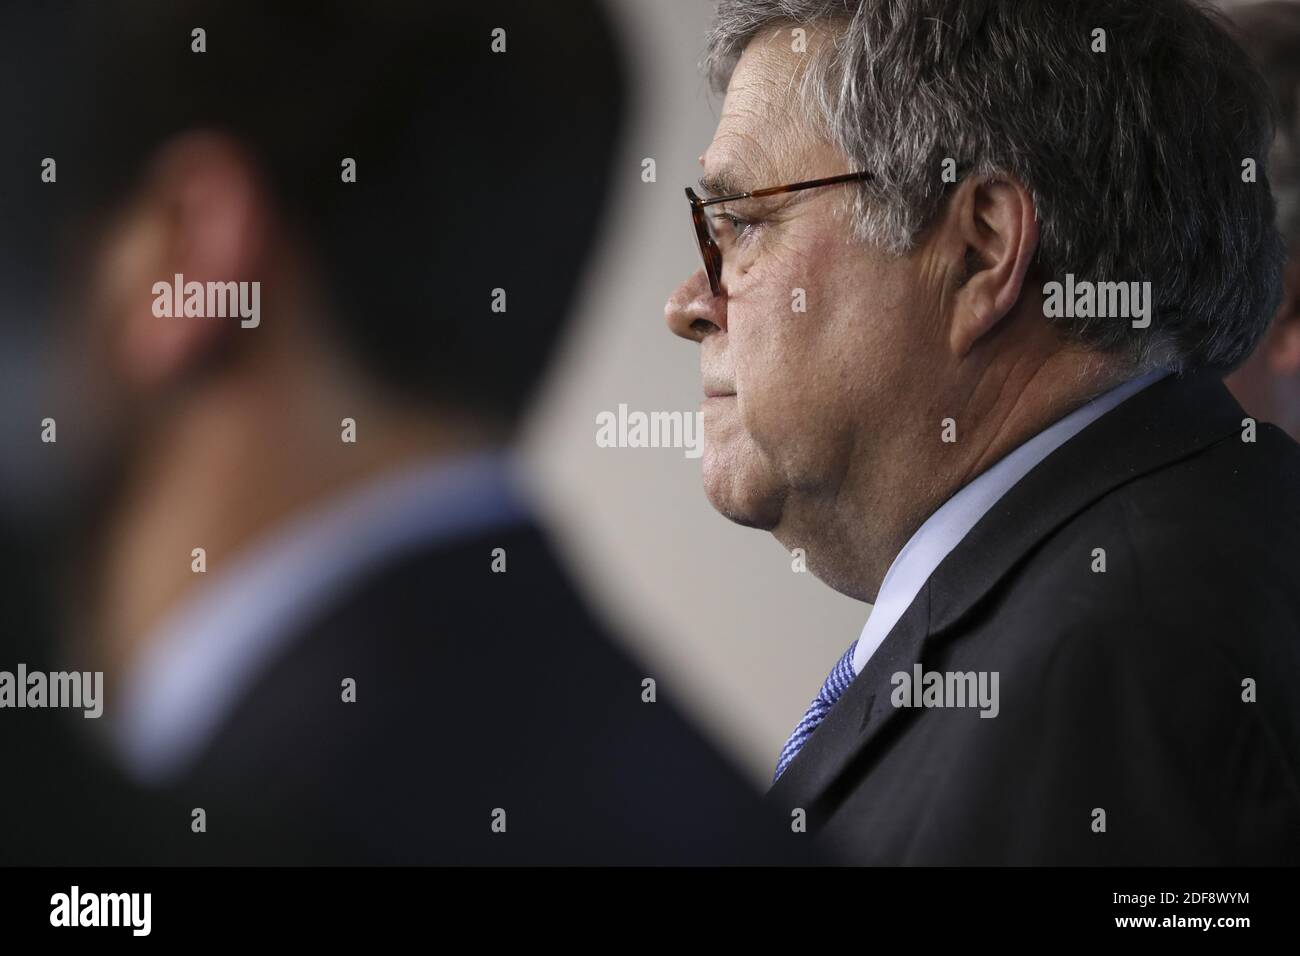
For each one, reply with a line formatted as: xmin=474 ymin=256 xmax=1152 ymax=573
xmin=665 ymin=268 xmax=727 ymax=342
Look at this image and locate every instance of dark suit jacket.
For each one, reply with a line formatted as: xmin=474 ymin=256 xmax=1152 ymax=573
xmin=768 ymin=371 xmax=1300 ymax=864
xmin=141 ymin=520 xmax=807 ymax=865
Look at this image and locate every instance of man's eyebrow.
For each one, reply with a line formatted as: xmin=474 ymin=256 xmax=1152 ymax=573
xmin=697 ymin=167 xmax=751 ymax=198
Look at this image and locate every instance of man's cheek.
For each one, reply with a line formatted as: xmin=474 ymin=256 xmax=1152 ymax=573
xmin=737 ymin=387 xmax=789 ymax=465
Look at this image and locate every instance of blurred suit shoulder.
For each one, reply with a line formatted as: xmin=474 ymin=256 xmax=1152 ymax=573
xmin=163 ymin=521 xmax=809 ymax=864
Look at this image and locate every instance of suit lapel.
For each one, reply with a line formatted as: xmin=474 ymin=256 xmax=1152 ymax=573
xmin=767 ymin=371 xmax=1246 ymax=817
xmin=926 ymin=370 xmax=1244 ymax=633
xmin=767 ymin=578 xmax=933 ymax=814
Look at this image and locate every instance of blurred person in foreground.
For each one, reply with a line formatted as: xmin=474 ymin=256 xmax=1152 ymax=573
xmin=8 ymin=0 xmax=806 ymax=864
xmin=667 ymin=0 xmax=1300 ymax=864
xmin=1225 ymin=1 xmax=1300 ymax=439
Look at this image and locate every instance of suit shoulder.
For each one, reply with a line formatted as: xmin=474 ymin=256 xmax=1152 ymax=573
xmin=1007 ymin=427 xmax=1300 ymax=647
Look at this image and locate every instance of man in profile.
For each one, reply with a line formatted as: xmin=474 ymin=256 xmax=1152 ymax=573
xmin=5 ymin=0 xmax=803 ymax=864
xmin=668 ymin=0 xmax=1300 ymax=863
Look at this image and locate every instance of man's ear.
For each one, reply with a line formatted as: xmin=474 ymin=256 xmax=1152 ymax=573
xmin=1265 ymin=252 xmax=1300 ymax=376
xmin=942 ymin=174 xmax=1040 ymax=357
xmin=109 ymin=130 xmax=268 ymax=390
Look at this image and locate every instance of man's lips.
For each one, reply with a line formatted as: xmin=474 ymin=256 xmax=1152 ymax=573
xmin=703 ymin=385 xmax=736 ymax=398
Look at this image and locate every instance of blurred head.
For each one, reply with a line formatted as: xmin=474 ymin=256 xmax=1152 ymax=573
xmin=1 ymin=0 xmax=625 ymax=534
xmin=1224 ymin=0 xmax=1300 ymax=439
xmin=666 ymin=0 xmax=1282 ymax=592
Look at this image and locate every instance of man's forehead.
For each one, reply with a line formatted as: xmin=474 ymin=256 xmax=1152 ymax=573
xmin=700 ymin=25 xmax=825 ymax=193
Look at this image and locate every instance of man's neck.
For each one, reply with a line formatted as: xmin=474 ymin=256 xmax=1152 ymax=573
xmin=776 ymin=349 xmax=1132 ymax=603
xmin=75 ymin=374 xmax=491 ymax=687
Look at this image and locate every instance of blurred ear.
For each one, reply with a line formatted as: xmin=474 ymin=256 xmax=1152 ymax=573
xmin=939 ymin=174 xmax=1040 ymax=357
xmin=105 ymin=130 xmax=268 ymax=390
xmin=1265 ymin=253 xmax=1300 ymax=376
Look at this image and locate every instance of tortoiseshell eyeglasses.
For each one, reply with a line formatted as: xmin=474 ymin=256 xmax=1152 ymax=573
xmin=684 ymin=171 xmax=873 ymax=296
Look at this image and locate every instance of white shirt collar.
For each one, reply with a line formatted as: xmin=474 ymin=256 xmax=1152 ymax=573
xmin=851 ymin=369 xmax=1169 ymax=675
xmin=106 ymin=448 xmax=528 ymax=785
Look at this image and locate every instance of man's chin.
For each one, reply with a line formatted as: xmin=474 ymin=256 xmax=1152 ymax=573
xmin=701 ymin=457 xmax=784 ymax=531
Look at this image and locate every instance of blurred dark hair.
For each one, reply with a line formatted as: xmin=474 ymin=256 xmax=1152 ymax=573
xmin=2 ymin=0 xmax=627 ymax=426
xmin=1228 ymin=1 xmax=1300 ymax=251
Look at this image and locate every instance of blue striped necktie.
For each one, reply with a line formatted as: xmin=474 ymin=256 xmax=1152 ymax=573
xmin=773 ymin=639 xmax=859 ymax=783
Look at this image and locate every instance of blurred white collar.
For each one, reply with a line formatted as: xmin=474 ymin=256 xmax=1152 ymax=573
xmin=106 ymin=448 xmax=528 ymax=785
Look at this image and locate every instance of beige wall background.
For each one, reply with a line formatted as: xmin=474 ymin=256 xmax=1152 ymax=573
xmin=521 ymin=0 xmax=866 ymax=785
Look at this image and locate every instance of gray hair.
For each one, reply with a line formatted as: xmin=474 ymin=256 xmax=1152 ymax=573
xmin=704 ymin=0 xmax=1286 ymax=373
